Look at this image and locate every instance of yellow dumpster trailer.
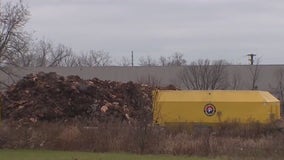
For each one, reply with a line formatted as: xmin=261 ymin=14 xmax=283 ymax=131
xmin=153 ymin=90 xmax=281 ymax=125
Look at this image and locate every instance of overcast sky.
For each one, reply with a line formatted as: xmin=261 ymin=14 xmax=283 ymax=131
xmin=19 ymin=0 xmax=284 ymax=64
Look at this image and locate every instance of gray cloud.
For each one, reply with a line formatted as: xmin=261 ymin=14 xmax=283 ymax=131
xmin=22 ymin=0 xmax=284 ymax=64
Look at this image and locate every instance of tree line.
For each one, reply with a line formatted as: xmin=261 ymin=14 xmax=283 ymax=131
xmin=1 ymin=0 xmax=284 ymax=103
xmin=0 ymin=1 xmax=190 ymax=68
xmin=0 ymin=1 xmax=264 ymax=90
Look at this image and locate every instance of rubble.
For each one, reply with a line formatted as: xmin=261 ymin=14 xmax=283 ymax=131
xmin=1 ymin=72 xmax=177 ymax=124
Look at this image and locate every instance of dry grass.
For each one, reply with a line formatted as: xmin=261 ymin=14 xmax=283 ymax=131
xmin=0 ymin=120 xmax=284 ymax=159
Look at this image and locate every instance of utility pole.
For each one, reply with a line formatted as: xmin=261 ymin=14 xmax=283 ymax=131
xmin=247 ymin=54 xmax=256 ymax=65
xmin=131 ymin=50 xmax=134 ymax=67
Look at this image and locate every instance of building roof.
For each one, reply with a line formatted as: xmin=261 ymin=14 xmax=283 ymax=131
xmin=155 ymin=90 xmax=280 ymax=103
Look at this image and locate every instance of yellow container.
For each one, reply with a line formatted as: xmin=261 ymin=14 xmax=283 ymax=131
xmin=153 ymin=90 xmax=281 ymax=125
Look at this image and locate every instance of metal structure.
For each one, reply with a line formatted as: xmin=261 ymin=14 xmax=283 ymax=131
xmin=247 ymin=54 xmax=256 ymax=65
xmin=153 ymin=90 xmax=280 ymax=125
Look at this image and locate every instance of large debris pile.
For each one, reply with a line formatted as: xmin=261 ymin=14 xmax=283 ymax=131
xmin=1 ymin=72 xmax=175 ymax=124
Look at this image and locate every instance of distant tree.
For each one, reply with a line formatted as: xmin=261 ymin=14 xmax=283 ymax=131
xmin=167 ymin=52 xmax=187 ymax=66
xmin=180 ymin=59 xmax=228 ymax=90
xmin=22 ymin=39 xmax=72 ymax=67
xmin=12 ymin=36 xmax=33 ymax=67
xmin=270 ymin=69 xmax=284 ymax=102
xmin=61 ymin=54 xmax=79 ymax=67
xmin=48 ymin=44 xmax=72 ymax=67
xmin=77 ymin=50 xmax=112 ymax=67
xmin=248 ymin=58 xmax=261 ymax=90
xmin=119 ymin=56 xmax=132 ymax=66
xmin=159 ymin=52 xmax=187 ymax=66
xmin=159 ymin=56 xmax=167 ymax=66
xmin=138 ymin=56 xmax=157 ymax=66
xmin=231 ymin=71 xmax=242 ymax=90
xmin=32 ymin=39 xmax=52 ymax=67
xmin=0 ymin=0 xmax=30 ymax=87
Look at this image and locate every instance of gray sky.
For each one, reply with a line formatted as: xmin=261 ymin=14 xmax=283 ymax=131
xmin=21 ymin=0 xmax=284 ymax=64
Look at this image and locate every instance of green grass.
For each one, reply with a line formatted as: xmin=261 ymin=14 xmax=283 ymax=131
xmin=0 ymin=150 xmax=223 ymax=160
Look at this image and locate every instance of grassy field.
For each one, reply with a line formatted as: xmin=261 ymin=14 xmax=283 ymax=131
xmin=0 ymin=150 xmax=223 ymax=160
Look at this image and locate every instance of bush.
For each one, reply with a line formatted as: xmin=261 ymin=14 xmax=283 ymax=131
xmin=0 ymin=120 xmax=284 ymax=158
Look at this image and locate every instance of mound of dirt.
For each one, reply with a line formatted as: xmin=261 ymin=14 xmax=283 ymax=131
xmin=1 ymin=72 xmax=176 ymax=124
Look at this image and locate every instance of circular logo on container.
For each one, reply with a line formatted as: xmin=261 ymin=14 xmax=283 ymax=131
xmin=204 ymin=104 xmax=216 ymax=116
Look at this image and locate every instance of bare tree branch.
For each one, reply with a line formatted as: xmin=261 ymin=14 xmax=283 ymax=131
xmin=248 ymin=58 xmax=261 ymax=90
xmin=48 ymin=44 xmax=72 ymax=67
xmin=77 ymin=50 xmax=112 ymax=67
xmin=270 ymin=69 xmax=284 ymax=101
xmin=61 ymin=53 xmax=79 ymax=67
xmin=159 ymin=56 xmax=167 ymax=66
xmin=159 ymin=53 xmax=187 ymax=66
xmin=231 ymin=71 xmax=241 ymax=90
xmin=20 ymin=39 xmax=74 ymax=67
xmin=180 ymin=59 xmax=228 ymax=90
xmin=0 ymin=0 xmax=30 ymax=87
xmin=167 ymin=52 xmax=187 ymax=66
xmin=138 ymin=56 xmax=157 ymax=66
xmin=119 ymin=56 xmax=131 ymax=66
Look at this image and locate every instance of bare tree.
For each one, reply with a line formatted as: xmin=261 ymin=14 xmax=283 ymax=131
xmin=180 ymin=59 xmax=228 ymax=90
xmin=210 ymin=60 xmax=229 ymax=89
xmin=48 ymin=44 xmax=72 ymax=67
xmin=138 ymin=56 xmax=157 ymax=66
xmin=271 ymin=69 xmax=284 ymax=102
xmin=159 ymin=56 xmax=167 ymax=66
xmin=159 ymin=53 xmax=187 ymax=66
xmin=33 ymin=39 xmax=53 ymax=67
xmin=27 ymin=39 xmax=72 ymax=67
xmin=248 ymin=59 xmax=261 ymax=90
xmin=119 ymin=56 xmax=131 ymax=66
xmin=231 ymin=71 xmax=242 ymax=90
xmin=167 ymin=52 xmax=187 ymax=66
xmin=11 ymin=36 xmax=33 ymax=67
xmin=12 ymin=38 xmax=74 ymax=67
xmin=137 ymin=74 xmax=161 ymax=87
xmin=90 ymin=50 xmax=111 ymax=66
xmin=61 ymin=54 xmax=79 ymax=67
xmin=0 ymin=0 xmax=30 ymax=85
xmin=77 ymin=50 xmax=112 ymax=67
